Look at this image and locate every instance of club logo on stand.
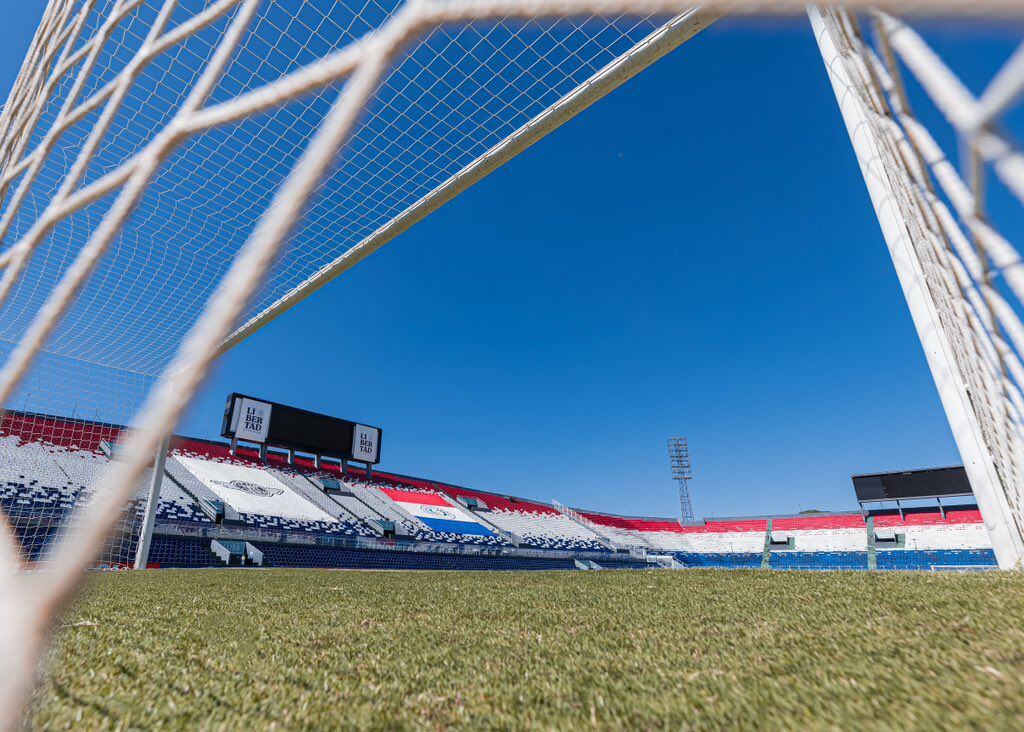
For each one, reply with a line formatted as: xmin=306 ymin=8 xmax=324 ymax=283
xmin=213 ymin=479 xmax=282 ymax=498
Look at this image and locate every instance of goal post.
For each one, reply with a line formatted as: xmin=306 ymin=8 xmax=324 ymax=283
xmin=809 ymin=6 xmax=1024 ymax=569
xmin=133 ymin=432 xmax=170 ymax=570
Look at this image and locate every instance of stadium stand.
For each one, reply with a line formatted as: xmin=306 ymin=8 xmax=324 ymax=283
xmin=432 ymin=484 xmax=610 ymax=551
xmin=581 ymin=513 xmax=770 ymax=554
xmin=672 ymin=553 xmax=764 ymax=568
xmin=872 ymin=506 xmax=991 ymax=549
xmin=769 ymin=551 xmax=869 ymax=570
xmin=252 ymin=543 xmax=577 ymax=571
xmin=345 ymin=481 xmax=434 ymax=537
xmin=324 ymin=488 xmax=395 ymax=532
xmin=0 ymin=411 xmax=1001 ymax=572
xmin=341 ymin=480 xmax=509 ymax=547
xmin=147 ymin=536 xmax=221 ymax=568
xmin=581 ymin=509 xmax=995 ymax=571
xmin=0 ymin=415 xmax=207 ymax=562
xmin=875 ymin=549 xmax=997 ymax=570
xmin=372 ymin=484 xmax=507 ymax=545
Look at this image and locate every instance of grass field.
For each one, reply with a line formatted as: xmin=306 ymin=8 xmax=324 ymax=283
xmin=26 ymin=569 xmax=1024 ymax=730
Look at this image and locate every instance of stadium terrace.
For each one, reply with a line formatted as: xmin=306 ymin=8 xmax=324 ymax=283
xmin=1 ymin=411 xmax=996 ymax=573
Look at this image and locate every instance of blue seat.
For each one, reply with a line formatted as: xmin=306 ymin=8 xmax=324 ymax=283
xmin=673 ymin=552 xmax=762 ymax=569
xmin=769 ymin=551 xmax=868 ymax=570
xmin=876 ymin=549 xmax=997 ymax=570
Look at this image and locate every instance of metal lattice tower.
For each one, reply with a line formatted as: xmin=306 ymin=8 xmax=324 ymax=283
xmin=667 ymin=437 xmax=694 ymax=523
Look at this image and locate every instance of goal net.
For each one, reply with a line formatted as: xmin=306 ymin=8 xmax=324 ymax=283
xmin=0 ymin=0 xmax=1020 ymax=726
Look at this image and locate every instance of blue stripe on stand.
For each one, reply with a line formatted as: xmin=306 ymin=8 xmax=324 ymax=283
xmin=419 ymin=517 xmax=494 ymax=536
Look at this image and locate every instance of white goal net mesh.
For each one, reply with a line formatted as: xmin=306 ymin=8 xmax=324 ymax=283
xmin=0 ymin=0 xmax=1021 ymax=726
xmin=0 ymin=0 xmax=691 ymax=579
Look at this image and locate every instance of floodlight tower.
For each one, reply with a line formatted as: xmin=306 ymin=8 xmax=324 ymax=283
xmin=667 ymin=437 xmax=694 ymax=523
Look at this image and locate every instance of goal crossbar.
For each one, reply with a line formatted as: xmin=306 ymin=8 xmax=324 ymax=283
xmin=216 ymin=7 xmax=720 ymax=356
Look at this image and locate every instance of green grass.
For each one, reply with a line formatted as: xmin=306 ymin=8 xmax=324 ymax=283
xmin=26 ymin=569 xmax=1024 ymax=730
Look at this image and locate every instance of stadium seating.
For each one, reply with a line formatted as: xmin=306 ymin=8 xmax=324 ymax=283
xmin=672 ymin=552 xmax=763 ymax=569
xmin=145 ymin=537 xmax=655 ymax=571
xmin=339 ymin=479 xmax=511 ymax=547
xmin=583 ymin=508 xmax=996 ymax=570
xmin=148 ymin=536 xmax=221 ymax=568
xmin=771 ymin=514 xmax=866 ymax=545
xmin=769 ymin=551 xmax=869 ymax=570
xmin=429 ymin=484 xmax=609 ymax=551
xmin=252 ymin=543 xmax=578 ymax=571
xmin=169 ymin=441 xmax=515 ymax=547
xmin=876 ymin=549 xmax=997 ymax=570
xmin=167 ymin=440 xmax=375 ymax=537
xmin=872 ymin=506 xmax=990 ymax=549
xmin=325 ymin=490 xmax=396 ymax=532
xmin=0 ymin=411 xmax=1002 ymax=572
xmin=487 ymin=510 xmax=611 ymax=551
xmin=0 ymin=420 xmax=211 ymax=562
xmin=582 ymin=513 xmax=770 ymax=553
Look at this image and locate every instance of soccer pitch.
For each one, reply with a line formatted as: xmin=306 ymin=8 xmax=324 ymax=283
xmin=29 ymin=570 xmax=1024 ymax=730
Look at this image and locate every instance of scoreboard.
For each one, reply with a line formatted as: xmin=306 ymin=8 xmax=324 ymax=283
xmin=221 ymin=393 xmax=382 ymax=464
xmin=851 ymin=465 xmax=970 ymax=502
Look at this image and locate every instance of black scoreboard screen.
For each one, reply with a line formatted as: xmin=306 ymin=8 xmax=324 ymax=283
xmin=852 ymin=466 xmax=971 ymax=502
xmin=269 ymin=408 xmax=353 ymax=454
xmin=221 ymin=393 xmax=382 ymax=464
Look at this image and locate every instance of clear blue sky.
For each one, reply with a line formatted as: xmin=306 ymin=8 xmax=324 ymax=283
xmin=1 ymin=9 xmax=1020 ymax=520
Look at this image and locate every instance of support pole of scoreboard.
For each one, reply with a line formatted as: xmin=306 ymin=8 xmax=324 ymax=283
xmin=809 ymin=6 xmax=1024 ymax=569
xmin=134 ymin=432 xmax=170 ymax=570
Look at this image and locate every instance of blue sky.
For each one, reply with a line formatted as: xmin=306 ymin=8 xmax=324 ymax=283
xmin=1 ymin=9 xmax=1020 ymax=520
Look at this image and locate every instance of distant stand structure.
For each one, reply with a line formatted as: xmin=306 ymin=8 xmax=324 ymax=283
xmin=667 ymin=437 xmax=695 ymax=523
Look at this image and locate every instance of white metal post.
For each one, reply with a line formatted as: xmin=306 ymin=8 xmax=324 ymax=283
xmin=808 ymin=6 xmax=1024 ymax=569
xmin=133 ymin=433 xmax=170 ymax=569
